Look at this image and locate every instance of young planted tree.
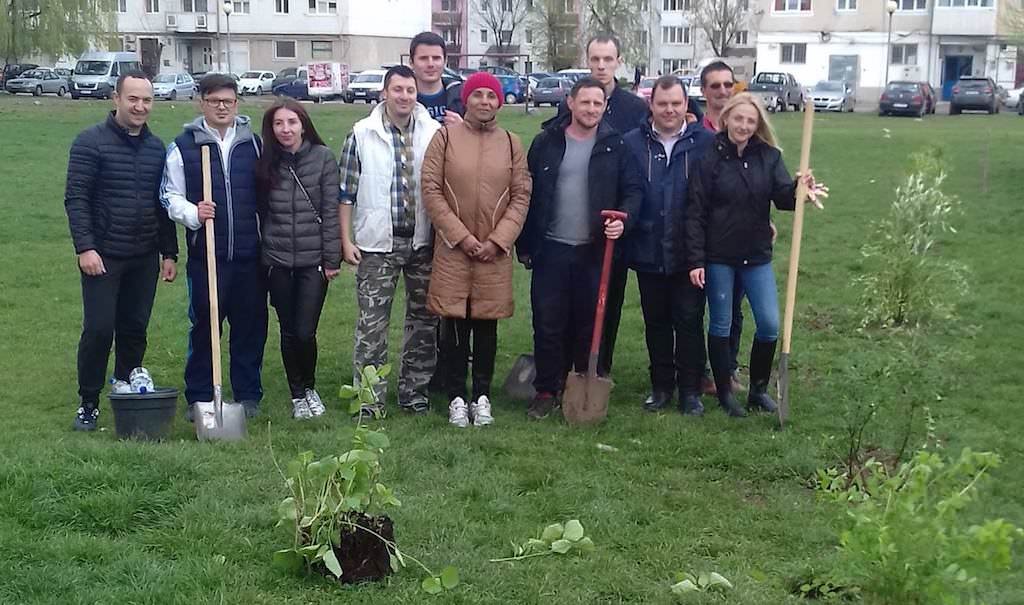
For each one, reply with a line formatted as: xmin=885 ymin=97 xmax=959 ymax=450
xmin=2 ymin=0 xmax=114 ymax=73
xmin=691 ymin=0 xmax=750 ymax=58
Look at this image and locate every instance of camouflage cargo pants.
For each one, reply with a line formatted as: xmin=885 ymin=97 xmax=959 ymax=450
xmin=353 ymin=237 xmax=437 ymax=408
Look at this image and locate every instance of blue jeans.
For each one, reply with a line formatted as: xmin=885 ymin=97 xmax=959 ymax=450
xmin=706 ymin=263 xmax=779 ymax=342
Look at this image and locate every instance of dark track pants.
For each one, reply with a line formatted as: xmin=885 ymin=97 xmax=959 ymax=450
xmin=268 ymin=265 xmax=328 ymax=399
xmin=636 ymin=271 xmax=706 ymax=397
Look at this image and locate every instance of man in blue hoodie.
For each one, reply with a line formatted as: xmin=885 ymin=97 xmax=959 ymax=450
xmin=623 ymin=75 xmax=712 ymax=415
xmin=161 ymin=73 xmax=267 ymax=420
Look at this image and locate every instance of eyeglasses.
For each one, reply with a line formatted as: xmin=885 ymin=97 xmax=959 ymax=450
xmin=707 ymin=81 xmax=735 ymax=90
xmin=203 ymin=98 xmax=237 ymax=108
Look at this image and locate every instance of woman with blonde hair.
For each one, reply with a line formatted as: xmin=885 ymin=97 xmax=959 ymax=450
xmin=684 ymin=92 xmax=827 ymax=417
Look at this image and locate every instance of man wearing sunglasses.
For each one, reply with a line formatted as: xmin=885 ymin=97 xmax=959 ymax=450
xmin=700 ymin=61 xmax=737 ymax=132
xmin=162 ymin=73 xmax=268 ymax=422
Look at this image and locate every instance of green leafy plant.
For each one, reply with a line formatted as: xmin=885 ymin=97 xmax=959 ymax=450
xmin=670 ymin=571 xmax=733 ymax=598
xmin=854 ymin=146 xmax=968 ymax=328
xmin=818 ymin=447 xmax=1022 ymax=604
xmin=272 ymin=365 xmax=458 ymax=594
xmin=490 ymin=519 xmax=595 ymax=562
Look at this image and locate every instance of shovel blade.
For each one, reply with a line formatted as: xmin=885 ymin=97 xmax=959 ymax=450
xmin=776 ymin=352 xmax=791 ymax=430
xmin=562 ymin=373 xmax=612 ymax=426
xmin=195 ymin=397 xmax=247 ymax=442
xmin=502 ymin=354 xmax=537 ymax=400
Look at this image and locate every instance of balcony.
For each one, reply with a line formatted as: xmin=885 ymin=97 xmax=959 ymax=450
xmin=932 ymin=6 xmax=996 ymax=37
xmin=432 ymin=11 xmax=462 ymax=25
xmin=445 ymin=42 xmax=462 ymax=55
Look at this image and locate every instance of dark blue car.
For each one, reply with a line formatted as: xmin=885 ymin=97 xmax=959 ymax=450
xmin=273 ymin=76 xmax=311 ymax=101
xmin=495 ymin=75 xmax=524 ymax=104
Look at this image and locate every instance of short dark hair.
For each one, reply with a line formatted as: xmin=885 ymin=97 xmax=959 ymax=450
xmin=650 ymin=75 xmax=687 ymax=103
xmin=570 ymin=77 xmax=606 ymax=98
xmin=383 ymin=65 xmax=416 ymax=90
xmin=410 ymin=31 xmax=447 ymax=60
xmin=115 ymin=71 xmax=151 ymax=94
xmin=199 ymin=73 xmax=238 ymax=97
xmin=700 ymin=61 xmax=734 ymax=87
xmin=586 ymin=34 xmax=621 ymax=58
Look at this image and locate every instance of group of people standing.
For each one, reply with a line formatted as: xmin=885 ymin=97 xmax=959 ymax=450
xmin=64 ymin=30 xmax=824 ymax=433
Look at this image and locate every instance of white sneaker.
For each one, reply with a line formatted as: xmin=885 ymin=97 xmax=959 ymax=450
xmin=305 ymin=388 xmax=325 ymax=417
xmin=470 ymin=395 xmax=494 ymax=426
xmin=448 ymin=397 xmax=469 ymax=428
xmin=110 ymin=379 xmax=131 ymax=394
xmin=291 ymin=397 xmax=312 ymax=420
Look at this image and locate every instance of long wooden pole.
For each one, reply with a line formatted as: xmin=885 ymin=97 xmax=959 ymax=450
xmin=201 ymin=146 xmax=223 ymax=425
xmin=777 ymin=101 xmax=815 ymax=429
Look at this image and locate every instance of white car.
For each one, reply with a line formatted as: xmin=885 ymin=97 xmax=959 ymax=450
xmin=345 ymin=69 xmax=386 ymax=103
xmin=1003 ymin=86 xmax=1023 ymax=109
xmin=238 ymin=70 xmax=275 ymax=95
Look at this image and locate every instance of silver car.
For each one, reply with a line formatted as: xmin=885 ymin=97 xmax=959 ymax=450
xmin=5 ymin=68 xmax=69 ymax=97
xmin=810 ymin=80 xmax=856 ymax=112
xmin=153 ymin=73 xmax=196 ymax=101
xmin=532 ymin=77 xmax=571 ymax=107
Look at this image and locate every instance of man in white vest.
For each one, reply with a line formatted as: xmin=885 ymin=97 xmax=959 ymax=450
xmin=339 ymin=65 xmax=442 ymax=416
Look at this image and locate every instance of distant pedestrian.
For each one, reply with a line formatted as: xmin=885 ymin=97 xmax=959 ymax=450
xmin=254 ymin=98 xmax=341 ymax=420
xmin=339 ymin=66 xmax=441 ymax=416
xmin=64 ymin=71 xmax=178 ymax=431
xmin=421 ymin=72 xmax=532 ymax=428
xmin=685 ymin=93 xmax=828 ymax=417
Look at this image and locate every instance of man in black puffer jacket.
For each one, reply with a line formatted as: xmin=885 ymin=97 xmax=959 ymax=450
xmin=64 ymin=72 xmax=178 ymax=432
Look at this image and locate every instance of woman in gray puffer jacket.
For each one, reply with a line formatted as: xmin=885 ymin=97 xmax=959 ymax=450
xmin=255 ymin=98 xmax=341 ymax=420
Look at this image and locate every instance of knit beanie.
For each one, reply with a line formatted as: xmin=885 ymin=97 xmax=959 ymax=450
xmin=461 ymin=71 xmax=504 ymax=108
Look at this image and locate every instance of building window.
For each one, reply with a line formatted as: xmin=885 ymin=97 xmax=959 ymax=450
xmin=146 ymin=0 xmax=159 ymax=13
xmin=938 ymin=0 xmax=991 ymax=5
xmin=182 ymin=0 xmax=208 ymax=11
xmin=525 ymin=29 xmax=533 ymax=43
xmin=117 ymin=0 xmax=126 ymax=12
xmin=441 ymin=27 xmax=456 ymax=43
xmin=501 ymin=0 xmax=513 ymax=9
xmin=480 ymin=29 xmax=488 ymax=43
xmin=308 ymin=0 xmax=336 ymax=14
xmin=441 ymin=0 xmax=455 ymax=9
xmin=774 ymin=0 xmax=810 ymax=11
xmin=734 ymin=30 xmax=748 ymax=44
xmin=780 ymin=42 xmax=806 ymax=63
xmin=662 ymin=58 xmax=690 ymax=73
xmin=661 ymin=26 xmax=690 ymax=44
xmin=232 ymin=0 xmax=250 ymax=13
xmin=275 ymin=0 xmax=289 ymax=12
xmin=896 ymin=0 xmax=926 ymax=9
xmin=891 ymin=43 xmax=917 ymax=64
xmin=563 ymin=0 xmax=573 ymax=11
xmin=274 ymin=40 xmax=297 ymax=60
xmin=663 ymin=0 xmax=690 ymax=9
xmin=636 ymin=29 xmax=648 ymax=47
xmin=836 ymin=0 xmax=856 ymax=9
xmin=500 ymin=29 xmax=512 ymax=44
xmin=311 ymin=40 xmax=332 ymax=59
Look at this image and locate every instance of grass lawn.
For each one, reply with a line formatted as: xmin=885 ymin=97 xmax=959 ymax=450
xmin=0 ymin=94 xmax=1021 ymax=604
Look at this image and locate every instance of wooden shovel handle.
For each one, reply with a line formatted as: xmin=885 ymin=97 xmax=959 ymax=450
xmin=780 ymin=103 xmax=815 ymax=356
xmin=202 ymin=146 xmax=222 ymax=388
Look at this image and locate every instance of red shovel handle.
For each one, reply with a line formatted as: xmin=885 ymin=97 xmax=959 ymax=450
xmin=587 ymin=210 xmax=628 ymax=377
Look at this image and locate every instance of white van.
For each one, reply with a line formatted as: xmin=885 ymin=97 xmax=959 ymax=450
xmin=71 ymin=52 xmax=142 ymax=99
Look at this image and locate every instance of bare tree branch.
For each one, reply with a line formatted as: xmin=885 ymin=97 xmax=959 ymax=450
xmin=473 ymin=0 xmax=530 ymax=56
xmin=692 ymin=0 xmax=749 ymax=58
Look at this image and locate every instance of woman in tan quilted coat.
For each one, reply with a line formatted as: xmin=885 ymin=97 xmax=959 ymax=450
xmin=421 ymin=72 xmax=532 ymax=428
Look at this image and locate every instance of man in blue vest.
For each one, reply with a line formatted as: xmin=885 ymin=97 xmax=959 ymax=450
xmin=161 ymin=73 xmax=267 ymax=420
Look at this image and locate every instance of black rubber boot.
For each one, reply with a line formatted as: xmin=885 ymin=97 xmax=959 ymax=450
xmin=708 ymin=336 xmax=746 ymax=417
xmin=747 ymin=339 xmax=778 ymax=413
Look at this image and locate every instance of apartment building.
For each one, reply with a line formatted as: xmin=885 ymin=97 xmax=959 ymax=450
xmin=114 ymin=0 xmax=429 ymax=76
xmin=752 ymin=0 xmax=1018 ymax=99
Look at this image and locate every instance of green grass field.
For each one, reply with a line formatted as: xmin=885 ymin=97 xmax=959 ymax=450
xmin=0 ymin=95 xmax=1021 ymax=604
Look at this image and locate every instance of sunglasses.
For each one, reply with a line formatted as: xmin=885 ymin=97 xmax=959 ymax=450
xmin=706 ymin=81 xmax=735 ymax=90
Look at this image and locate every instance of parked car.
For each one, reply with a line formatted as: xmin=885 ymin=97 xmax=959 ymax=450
xmin=636 ymin=76 xmax=657 ymax=101
xmin=272 ymin=68 xmax=311 ymax=100
xmin=557 ymin=68 xmax=591 ymax=83
xmin=457 ymin=67 xmax=479 ymax=78
xmin=1002 ymin=86 xmax=1023 ymax=109
xmin=950 ymin=76 xmax=999 ymax=114
xmin=495 ymin=74 xmax=524 ymax=104
xmin=238 ymin=70 xmax=276 ymax=95
xmin=54 ymin=67 xmax=73 ymax=89
xmin=345 ymin=69 xmax=386 ymax=103
xmin=2 ymin=62 xmax=38 ymax=87
xmin=152 ymin=72 xmax=195 ymax=101
xmin=809 ymin=80 xmax=856 ymax=112
xmin=748 ymin=71 xmax=804 ymax=112
xmin=272 ymin=67 xmax=299 ymax=89
xmin=71 ymin=51 xmax=141 ymax=99
xmin=478 ymin=65 xmax=519 ymax=77
xmin=533 ymin=76 xmax=572 ymax=106
xmin=442 ymin=66 xmax=464 ymax=88
xmin=878 ymin=81 xmax=929 ymax=117
xmin=5 ymin=68 xmax=69 ymax=97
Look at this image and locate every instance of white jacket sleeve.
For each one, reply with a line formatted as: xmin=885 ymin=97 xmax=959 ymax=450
xmin=160 ymin=142 xmax=201 ymax=231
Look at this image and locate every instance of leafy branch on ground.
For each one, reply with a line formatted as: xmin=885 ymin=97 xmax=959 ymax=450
xmin=270 ymin=365 xmax=458 ymax=594
xmin=816 ymin=447 xmax=1022 ymax=604
xmin=670 ymin=570 xmax=733 ymax=599
xmin=490 ymin=519 xmax=595 ymax=562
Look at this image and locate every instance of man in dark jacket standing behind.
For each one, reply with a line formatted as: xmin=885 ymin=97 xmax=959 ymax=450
xmin=518 ymin=77 xmax=642 ymax=419
xmin=64 ymin=72 xmax=178 ymax=431
xmin=623 ymin=75 xmax=711 ymax=415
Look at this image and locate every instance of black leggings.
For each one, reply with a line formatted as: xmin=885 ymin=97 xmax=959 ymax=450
xmin=268 ymin=265 xmax=328 ymax=399
xmin=440 ymin=316 xmax=498 ymax=402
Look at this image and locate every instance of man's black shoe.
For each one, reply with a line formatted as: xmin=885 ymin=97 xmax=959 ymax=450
xmin=643 ymin=391 xmax=672 ymax=412
xmin=73 ymin=404 xmax=99 ymax=431
xmin=527 ymin=392 xmax=558 ymax=420
xmin=678 ymin=394 xmax=705 ymax=416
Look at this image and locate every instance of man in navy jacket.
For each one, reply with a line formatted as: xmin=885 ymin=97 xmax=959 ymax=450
xmin=64 ymin=72 xmax=178 ymax=431
xmin=623 ymin=76 xmax=712 ymax=415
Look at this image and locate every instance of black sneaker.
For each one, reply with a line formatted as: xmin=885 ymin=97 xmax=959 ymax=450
xmin=527 ymin=392 xmax=558 ymax=420
xmin=400 ymin=401 xmax=430 ymax=415
xmin=239 ymin=399 xmax=261 ymax=419
xmin=185 ymin=403 xmax=195 ymax=423
xmin=352 ymin=403 xmax=385 ymax=421
xmin=73 ymin=405 xmax=99 ymax=431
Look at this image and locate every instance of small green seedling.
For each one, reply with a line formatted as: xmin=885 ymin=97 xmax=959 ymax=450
xmin=490 ymin=519 xmax=595 ymax=562
xmin=670 ymin=571 xmax=734 ymax=598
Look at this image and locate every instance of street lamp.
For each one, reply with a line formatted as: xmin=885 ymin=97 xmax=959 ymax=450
xmin=884 ymin=0 xmax=898 ymax=88
xmin=222 ymin=1 xmax=234 ymax=76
